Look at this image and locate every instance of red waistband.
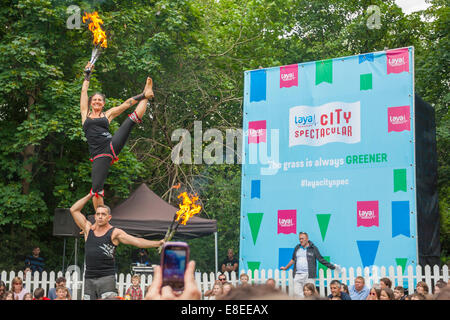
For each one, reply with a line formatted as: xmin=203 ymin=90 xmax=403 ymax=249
xmin=89 ymin=142 xmax=119 ymax=164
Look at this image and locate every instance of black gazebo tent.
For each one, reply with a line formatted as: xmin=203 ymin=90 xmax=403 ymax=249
xmin=89 ymin=183 xmax=217 ymax=239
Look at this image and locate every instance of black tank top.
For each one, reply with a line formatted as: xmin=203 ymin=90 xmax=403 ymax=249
xmin=82 ymin=115 xmax=112 ymax=158
xmin=85 ymin=227 xmax=117 ymax=279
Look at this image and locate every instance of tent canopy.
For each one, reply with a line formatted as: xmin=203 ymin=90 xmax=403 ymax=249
xmin=89 ymin=183 xmax=217 ymax=239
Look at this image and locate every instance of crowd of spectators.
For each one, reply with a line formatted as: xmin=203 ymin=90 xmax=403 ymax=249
xmin=1 ymin=271 xmax=448 ymax=300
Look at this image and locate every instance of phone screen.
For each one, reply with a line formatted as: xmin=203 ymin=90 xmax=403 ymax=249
xmin=162 ymin=245 xmax=187 ymax=290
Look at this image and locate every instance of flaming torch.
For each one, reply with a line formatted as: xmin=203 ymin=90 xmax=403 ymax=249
xmin=158 ymin=190 xmax=202 ymax=254
xmin=83 ymin=12 xmax=108 ymax=73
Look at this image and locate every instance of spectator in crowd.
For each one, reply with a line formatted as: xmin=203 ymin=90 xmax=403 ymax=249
xmin=23 ymin=267 xmax=32 ymax=280
xmin=3 ymin=291 xmax=14 ymax=300
xmin=221 ymin=248 xmax=239 ymax=273
xmin=220 ymin=284 xmax=293 ymax=300
xmin=265 ymin=278 xmax=276 ymax=288
xmin=380 ymin=287 xmax=395 ymax=300
xmin=132 ymin=248 xmax=150 ymax=265
xmin=433 ymin=280 xmax=447 ymax=295
xmin=341 ymin=283 xmax=349 ymax=295
xmin=379 ymin=277 xmax=392 ymax=289
xmin=222 ymin=282 xmax=234 ymax=297
xmin=24 ymin=246 xmax=45 ymax=274
xmin=145 ymin=260 xmax=201 ymax=300
xmin=303 ymin=282 xmax=319 ymax=298
xmin=394 ymin=286 xmax=406 ymax=300
xmin=239 ymin=273 xmax=249 ymax=286
xmin=23 ymin=292 xmax=33 ymax=300
xmin=204 ymin=273 xmax=227 ymax=298
xmin=327 ymin=280 xmax=351 ymax=300
xmin=280 ymin=232 xmax=341 ymax=298
xmin=416 ymin=281 xmax=432 ymax=299
xmin=125 ymin=274 xmax=143 ymax=300
xmin=367 ymin=285 xmax=381 ymax=300
xmin=208 ymin=282 xmax=224 ymax=300
xmin=48 ymin=277 xmax=72 ymax=300
xmin=0 ymin=281 xmax=6 ymax=300
xmin=54 ymin=286 xmax=71 ymax=300
xmin=410 ymin=292 xmax=426 ymax=300
xmin=11 ymin=276 xmax=29 ymax=300
xmin=434 ymin=286 xmax=450 ymax=300
xmin=348 ymin=276 xmax=370 ymax=300
xmin=33 ymin=287 xmax=50 ymax=300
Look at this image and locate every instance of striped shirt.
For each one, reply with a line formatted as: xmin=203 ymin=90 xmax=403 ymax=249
xmin=25 ymin=255 xmax=45 ymax=273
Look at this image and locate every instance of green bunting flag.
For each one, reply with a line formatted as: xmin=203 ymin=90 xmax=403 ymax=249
xmin=315 ymin=59 xmax=333 ymax=85
xmin=316 ymin=214 xmax=331 ymax=241
xmin=393 ymin=169 xmax=407 ymax=192
xmin=247 ymin=261 xmax=261 ymax=272
xmin=248 ymin=212 xmax=264 ymax=245
xmin=360 ymin=73 xmax=373 ymax=90
xmin=395 ymin=258 xmax=408 ymax=274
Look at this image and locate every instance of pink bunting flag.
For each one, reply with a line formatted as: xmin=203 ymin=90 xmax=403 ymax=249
xmin=357 ymin=201 xmax=379 ymax=227
xmin=248 ymin=120 xmax=267 ymax=144
xmin=388 ymin=106 xmax=410 ymax=132
xmin=280 ymin=64 xmax=298 ymax=88
xmin=386 ymin=48 xmax=409 ymax=74
xmin=277 ymin=210 xmax=297 ymax=234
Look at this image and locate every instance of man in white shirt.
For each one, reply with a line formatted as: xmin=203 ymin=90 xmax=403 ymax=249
xmin=281 ymin=232 xmax=341 ymax=298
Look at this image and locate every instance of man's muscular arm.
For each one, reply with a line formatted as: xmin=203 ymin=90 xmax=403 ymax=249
xmin=112 ymin=229 xmax=164 ymax=248
xmin=69 ymin=193 xmax=93 ymax=238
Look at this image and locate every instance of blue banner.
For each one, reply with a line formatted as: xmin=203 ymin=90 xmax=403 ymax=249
xmin=240 ymin=48 xmax=417 ymax=272
xmin=249 ymin=69 xmax=267 ymax=102
xmin=392 ymin=201 xmax=411 ymax=238
xmin=251 ymin=180 xmax=261 ymax=199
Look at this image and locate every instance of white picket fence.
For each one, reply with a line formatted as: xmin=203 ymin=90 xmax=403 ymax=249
xmin=1 ymin=264 xmax=448 ymax=300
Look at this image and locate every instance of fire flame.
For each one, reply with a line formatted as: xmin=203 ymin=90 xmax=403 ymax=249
xmin=175 ymin=192 xmax=202 ymax=225
xmin=82 ymin=12 xmax=108 ymax=48
xmin=171 ymin=183 xmax=181 ymax=190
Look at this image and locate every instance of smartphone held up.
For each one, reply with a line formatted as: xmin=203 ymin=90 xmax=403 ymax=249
xmin=160 ymin=242 xmax=190 ymax=291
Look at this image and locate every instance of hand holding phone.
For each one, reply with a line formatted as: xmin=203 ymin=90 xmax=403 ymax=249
xmin=145 ymin=243 xmax=200 ymax=300
xmin=160 ymin=242 xmax=189 ymax=291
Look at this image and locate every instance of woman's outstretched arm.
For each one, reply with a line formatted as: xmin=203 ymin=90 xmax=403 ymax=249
xmin=80 ymin=62 xmax=93 ymax=124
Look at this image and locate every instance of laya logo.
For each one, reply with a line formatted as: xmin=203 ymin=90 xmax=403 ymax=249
xmin=281 ymin=73 xmax=295 ymax=81
xmin=357 ymin=201 xmax=379 ymax=227
xmin=294 ymin=115 xmax=317 ymax=127
xmin=279 ymin=218 xmax=294 ymax=227
xmin=359 ymin=210 xmax=376 ymax=219
xmin=390 ymin=115 xmax=407 ymax=125
xmin=388 ymin=106 xmax=410 ymax=132
xmin=289 ymin=101 xmax=361 ymax=147
xmin=388 ymin=56 xmax=406 ymax=67
xmin=277 ymin=210 xmax=296 ymax=234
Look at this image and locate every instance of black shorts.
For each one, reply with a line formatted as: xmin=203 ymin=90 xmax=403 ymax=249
xmin=83 ymin=275 xmax=117 ymax=300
